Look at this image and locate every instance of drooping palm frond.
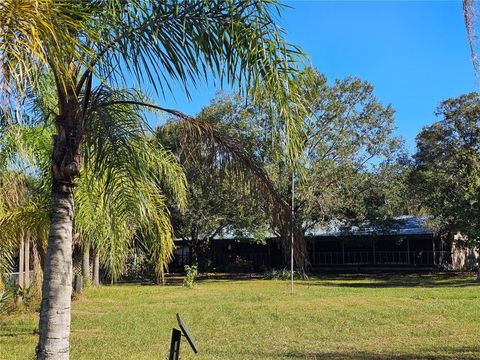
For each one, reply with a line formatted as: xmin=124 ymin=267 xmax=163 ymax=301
xmin=0 ymin=123 xmax=51 ymax=283
xmin=0 ymin=123 xmax=52 ymax=279
xmin=181 ymin=119 xmax=307 ymax=271
xmin=464 ymin=0 xmax=480 ymax=74
xmin=71 ymin=86 xmax=186 ymax=280
xmin=75 ymin=161 xmax=177 ymax=281
xmin=0 ymin=82 xmax=188 ymax=281
xmin=0 ymin=173 xmax=27 ymax=277
xmin=2 ymin=0 xmax=312 ymax=149
xmin=84 ymin=86 xmax=187 ymax=208
xmin=144 ymin=104 xmax=308 ymax=271
xmin=75 ymin=142 xmax=184 ymax=281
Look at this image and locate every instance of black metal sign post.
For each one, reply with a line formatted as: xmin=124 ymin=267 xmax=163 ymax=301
xmin=168 ymin=328 xmax=182 ymax=360
xmin=168 ymin=314 xmax=198 ymax=360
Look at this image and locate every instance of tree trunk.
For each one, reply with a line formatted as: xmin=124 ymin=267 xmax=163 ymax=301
xmin=25 ymin=237 xmax=30 ymax=287
xmin=477 ymin=262 xmax=480 ymax=282
xmin=93 ymin=251 xmax=100 ymax=287
xmin=32 ymin=242 xmax=43 ymax=294
xmin=18 ymin=235 xmax=25 ymax=291
xmin=37 ymin=184 xmax=74 ymax=360
xmin=36 ymin=95 xmax=83 ymax=359
xmin=81 ymin=243 xmax=90 ymax=287
xmin=191 ymin=246 xmax=198 ymax=267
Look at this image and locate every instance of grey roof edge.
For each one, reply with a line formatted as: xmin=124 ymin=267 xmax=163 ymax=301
xmin=174 ymin=215 xmax=434 ymax=242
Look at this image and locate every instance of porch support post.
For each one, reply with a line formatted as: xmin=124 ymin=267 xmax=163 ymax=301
xmin=372 ymin=238 xmax=376 ymax=265
xmin=342 ymin=239 xmax=345 ymax=264
xmin=312 ymin=238 xmax=316 ymax=265
xmin=407 ymin=238 xmax=411 ymax=265
xmin=433 ymin=237 xmax=436 ymax=266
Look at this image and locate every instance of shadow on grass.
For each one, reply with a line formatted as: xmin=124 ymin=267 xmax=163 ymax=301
xmin=280 ymin=347 xmax=480 ymax=359
xmin=219 ymin=346 xmax=480 ymax=360
xmin=0 ymin=324 xmax=36 ymax=337
xmin=133 ymin=273 xmax=265 ymax=286
xmin=208 ymin=346 xmax=480 ymax=359
xmin=297 ymin=273 xmax=479 ymax=288
xmin=123 ymin=272 xmax=478 ymax=288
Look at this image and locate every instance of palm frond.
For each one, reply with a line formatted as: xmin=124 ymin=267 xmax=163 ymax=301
xmin=79 ymin=0 xmax=311 ymax=159
xmin=0 ymin=0 xmax=96 ymax=116
xmin=73 ymin=87 xmax=187 ymax=280
xmin=154 ymin=107 xmax=308 ymax=271
xmin=464 ymin=0 xmax=480 ymax=74
xmin=0 ymin=172 xmax=49 ymax=277
xmin=0 ymin=84 xmax=188 ymax=281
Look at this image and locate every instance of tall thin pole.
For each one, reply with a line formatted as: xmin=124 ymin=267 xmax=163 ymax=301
xmin=290 ymin=169 xmax=295 ymax=295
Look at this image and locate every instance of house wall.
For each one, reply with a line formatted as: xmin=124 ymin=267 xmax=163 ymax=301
xmin=172 ymin=233 xmax=450 ymax=271
xmin=451 ymin=233 xmax=479 ymax=270
xmin=308 ymin=235 xmax=445 ymax=267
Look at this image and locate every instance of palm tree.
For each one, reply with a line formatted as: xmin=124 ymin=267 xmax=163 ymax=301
xmin=0 ymin=82 xmax=187 ymax=285
xmin=0 ymin=1 xmax=310 ymax=358
xmin=0 ymin=120 xmax=52 ymax=295
xmin=39 ymin=80 xmax=188 ymax=282
xmin=0 ymin=173 xmax=35 ymax=292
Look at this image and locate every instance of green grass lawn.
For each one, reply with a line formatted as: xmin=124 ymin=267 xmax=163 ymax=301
xmin=1 ymin=273 xmax=479 ymax=359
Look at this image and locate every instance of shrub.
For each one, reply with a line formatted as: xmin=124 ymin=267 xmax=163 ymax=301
xmin=0 ymin=286 xmax=12 ymax=314
xmin=262 ymin=268 xmax=302 ymax=280
xmin=0 ymin=278 xmax=39 ymax=314
xmin=183 ymin=265 xmax=198 ymax=288
xmin=222 ymin=255 xmax=254 ymax=272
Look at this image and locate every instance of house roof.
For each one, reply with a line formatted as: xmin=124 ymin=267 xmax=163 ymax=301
xmin=174 ymin=216 xmax=433 ymax=242
xmin=305 ymin=216 xmax=433 ymax=237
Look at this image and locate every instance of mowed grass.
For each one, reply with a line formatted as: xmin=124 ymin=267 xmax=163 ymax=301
xmin=1 ymin=274 xmax=479 ymax=360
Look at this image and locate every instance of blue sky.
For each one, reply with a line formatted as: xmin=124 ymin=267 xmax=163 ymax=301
xmin=152 ymin=1 xmax=475 ymax=153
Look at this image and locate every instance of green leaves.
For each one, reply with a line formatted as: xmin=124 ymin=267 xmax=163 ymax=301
xmin=412 ymin=93 xmax=480 ymax=245
xmin=76 ymin=87 xmax=187 ymax=280
xmin=0 ymin=0 xmax=96 ymax=108
xmin=79 ymin=0 xmax=311 ymax=159
xmin=0 ymin=84 xmax=188 ymax=282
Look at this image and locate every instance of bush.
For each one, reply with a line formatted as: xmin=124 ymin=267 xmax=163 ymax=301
xmin=183 ymin=265 xmax=198 ymax=288
xmin=262 ymin=268 xmax=303 ymax=280
xmin=122 ymin=251 xmax=157 ymax=282
xmin=223 ymin=256 xmax=254 ymax=272
xmin=0 ymin=278 xmax=39 ymax=314
xmin=0 ymin=286 xmax=12 ymax=314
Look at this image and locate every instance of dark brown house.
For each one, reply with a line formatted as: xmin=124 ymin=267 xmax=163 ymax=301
xmin=171 ymin=216 xmax=456 ymax=272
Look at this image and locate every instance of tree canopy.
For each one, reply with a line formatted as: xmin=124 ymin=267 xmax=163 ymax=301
xmin=155 ymin=70 xmax=407 ymax=272
xmin=411 ymin=93 xmax=480 ymax=248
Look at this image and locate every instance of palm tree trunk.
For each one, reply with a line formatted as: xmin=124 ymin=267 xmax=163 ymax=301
xmin=36 ymin=97 xmax=83 ymax=359
xmin=37 ymin=184 xmax=74 ymax=360
xmin=25 ymin=237 xmax=30 ymax=287
xmin=32 ymin=242 xmax=43 ymax=293
xmin=82 ymin=243 xmax=90 ymax=286
xmin=18 ymin=235 xmax=24 ymax=291
xmin=93 ymin=251 xmax=100 ymax=287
